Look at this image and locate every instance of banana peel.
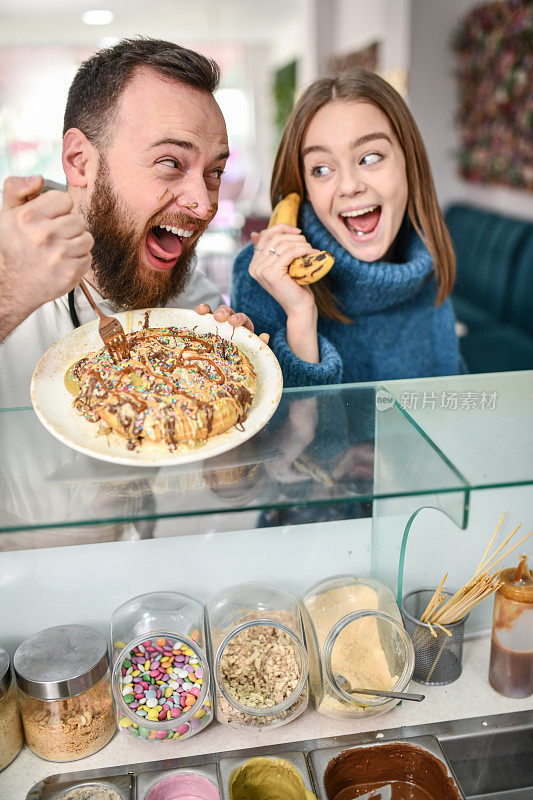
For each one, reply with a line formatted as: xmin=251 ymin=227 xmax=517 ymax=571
xmin=268 ymin=192 xmax=334 ymax=286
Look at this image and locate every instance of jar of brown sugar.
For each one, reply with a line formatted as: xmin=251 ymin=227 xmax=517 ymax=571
xmin=207 ymin=582 xmax=309 ymax=729
xmin=14 ymin=624 xmax=116 ymax=761
xmin=0 ymin=646 xmax=23 ymax=771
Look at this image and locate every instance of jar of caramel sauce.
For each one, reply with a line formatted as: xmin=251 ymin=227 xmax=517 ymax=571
xmin=489 ymin=556 xmax=533 ymax=698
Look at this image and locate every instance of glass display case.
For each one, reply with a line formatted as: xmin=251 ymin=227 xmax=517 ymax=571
xmin=1 ymin=370 xmax=532 ymax=798
xmin=0 ymin=371 xmax=532 ymax=640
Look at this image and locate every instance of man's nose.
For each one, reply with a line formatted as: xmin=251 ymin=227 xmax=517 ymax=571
xmin=176 ymin=174 xmax=214 ymax=220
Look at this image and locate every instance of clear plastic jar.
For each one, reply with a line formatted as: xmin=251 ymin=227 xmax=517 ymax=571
xmin=0 ymin=647 xmax=23 ymax=771
xmin=489 ymin=555 xmax=533 ymax=698
xmin=111 ymin=592 xmax=212 ymax=741
xmin=301 ymin=575 xmax=414 ymax=719
xmin=207 ymin=582 xmax=309 ymax=728
xmin=14 ymin=625 xmax=115 ymax=761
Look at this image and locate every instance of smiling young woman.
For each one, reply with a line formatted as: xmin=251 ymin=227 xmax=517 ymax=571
xmin=231 ymin=70 xmax=462 ymax=386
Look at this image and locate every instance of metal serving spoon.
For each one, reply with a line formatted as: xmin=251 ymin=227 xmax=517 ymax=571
xmin=334 ymin=674 xmax=425 ymax=702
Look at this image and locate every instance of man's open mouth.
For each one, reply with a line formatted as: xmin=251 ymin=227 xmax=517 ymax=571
xmin=340 ymin=205 xmax=381 ymax=237
xmin=145 ymin=224 xmax=196 ymax=270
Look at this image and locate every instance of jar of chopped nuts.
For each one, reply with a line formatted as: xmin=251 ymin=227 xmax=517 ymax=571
xmin=0 ymin=646 xmax=23 ymax=771
xmin=14 ymin=625 xmax=116 ymax=761
xmin=207 ymin=582 xmax=309 ymax=728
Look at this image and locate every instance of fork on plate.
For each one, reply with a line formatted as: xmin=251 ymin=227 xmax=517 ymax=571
xmin=79 ymin=278 xmax=130 ymax=363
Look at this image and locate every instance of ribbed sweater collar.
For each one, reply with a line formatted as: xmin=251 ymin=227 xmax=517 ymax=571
xmin=299 ymin=201 xmax=435 ymax=315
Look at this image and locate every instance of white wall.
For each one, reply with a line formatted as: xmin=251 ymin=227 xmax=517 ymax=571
xmin=0 ymin=518 xmax=372 ymax=654
xmin=334 ymin=0 xmax=411 ymax=74
xmin=0 ymin=0 xmax=299 ymax=47
xmin=335 ymin=0 xmax=384 ymax=54
xmin=409 ymin=0 xmax=533 ymax=220
xmin=245 ymin=43 xmax=274 ymax=215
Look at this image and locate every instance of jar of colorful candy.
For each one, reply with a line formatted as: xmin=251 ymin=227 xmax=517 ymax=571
xmin=14 ymin=625 xmax=115 ymax=761
xmin=206 ymin=582 xmax=309 ymax=729
xmin=111 ymin=592 xmax=212 ymax=742
xmin=0 ymin=646 xmax=23 ymax=771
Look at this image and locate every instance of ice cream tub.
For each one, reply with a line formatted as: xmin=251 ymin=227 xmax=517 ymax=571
xmin=138 ymin=765 xmax=220 ymax=799
xmin=26 ymin=772 xmax=132 ymax=800
xmin=309 ymin=735 xmax=465 ymax=800
xmin=219 ymin=751 xmax=316 ymax=800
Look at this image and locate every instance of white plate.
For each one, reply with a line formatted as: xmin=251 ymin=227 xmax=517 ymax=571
xmin=30 ymin=308 xmax=283 ymax=467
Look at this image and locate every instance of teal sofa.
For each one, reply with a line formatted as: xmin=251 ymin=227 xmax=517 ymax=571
xmin=445 ymin=204 xmax=533 ymax=373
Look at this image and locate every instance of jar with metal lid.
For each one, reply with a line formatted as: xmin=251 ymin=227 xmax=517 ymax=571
xmin=489 ymin=555 xmax=533 ymax=698
xmin=14 ymin=625 xmax=115 ymax=761
xmin=0 ymin=646 xmax=23 ymax=771
xmin=300 ymin=575 xmax=414 ymax=719
xmin=111 ymin=592 xmax=213 ymax=742
xmin=207 ymin=582 xmax=309 ymax=728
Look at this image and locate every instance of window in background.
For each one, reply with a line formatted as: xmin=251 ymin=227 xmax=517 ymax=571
xmin=0 ymin=46 xmax=95 ymax=186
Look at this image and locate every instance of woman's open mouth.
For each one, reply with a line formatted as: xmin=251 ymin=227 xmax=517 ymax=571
xmin=340 ymin=205 xmax=381 ymax=240
xmin=145 ymin=224 xmax=195 ymax=271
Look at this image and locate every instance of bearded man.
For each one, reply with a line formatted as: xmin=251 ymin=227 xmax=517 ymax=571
xmin=0 ymin=38 xmax=262 ymax=407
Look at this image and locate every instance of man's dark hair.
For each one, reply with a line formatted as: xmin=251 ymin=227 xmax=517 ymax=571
xmin=63 ymin=37 xmax=221 ymax=147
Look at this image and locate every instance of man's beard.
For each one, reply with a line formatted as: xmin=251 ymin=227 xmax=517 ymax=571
xmin=84 ymin=160 xmax=199 ymax=309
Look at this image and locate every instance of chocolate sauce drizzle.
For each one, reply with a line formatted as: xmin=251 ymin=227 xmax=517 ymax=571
xmin=72 ymin=326 xmax=254 ymax=450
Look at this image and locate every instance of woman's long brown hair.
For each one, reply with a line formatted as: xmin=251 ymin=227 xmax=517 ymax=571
xmin=271 ymin=71 xmax=456 ymax=322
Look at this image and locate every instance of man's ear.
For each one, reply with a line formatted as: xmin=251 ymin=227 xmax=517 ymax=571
xmin=62 ymin=128 xmax=97 ymax=187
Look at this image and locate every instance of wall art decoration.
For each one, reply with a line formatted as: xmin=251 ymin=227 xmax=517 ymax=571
xmin=452 ymin=0 xmax=532 ymax=191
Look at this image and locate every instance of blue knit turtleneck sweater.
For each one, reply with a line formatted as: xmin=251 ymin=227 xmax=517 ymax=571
xmin=231 ymin=202 xmax=462 ymax=387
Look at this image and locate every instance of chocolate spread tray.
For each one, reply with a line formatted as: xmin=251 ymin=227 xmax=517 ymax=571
xmin=309 ymin=734 xmax=466 ymax=800
xmin=26 ymin=732 xmax=466 ymax=800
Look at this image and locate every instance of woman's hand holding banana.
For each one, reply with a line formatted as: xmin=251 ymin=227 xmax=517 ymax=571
xmin=249 ymin=193 xmax=334 ymax=312
xmin=248 ymin=230 xmax=316 ymax=363
xmin=249 ymin=224 xmax=317 ymax=318
xmin=247 ymin=193 xmax=334 ymax=364
xmin=268 ymin=193 xmax=334 ymax=285
xmin=249 ymin=224 xmax=320 ymax=363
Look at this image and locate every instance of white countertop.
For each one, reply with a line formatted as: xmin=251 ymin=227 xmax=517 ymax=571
xmin=2 ymin=635 xmax=531 ymax=799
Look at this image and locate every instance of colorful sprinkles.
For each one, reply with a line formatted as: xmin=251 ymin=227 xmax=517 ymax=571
xmin=116 ymin=635 xmax=211 ymax=740
xmin=70 ymin=326 xmax=255 ymax=451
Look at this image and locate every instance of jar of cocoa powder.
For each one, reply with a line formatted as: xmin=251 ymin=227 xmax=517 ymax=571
xmin=207 ymin=582 xmax=309 ymax=729
xmin=14 ymin=625 xmax=116 ymax=761
xmin=0 ymin=646 xmax=23 ymax=771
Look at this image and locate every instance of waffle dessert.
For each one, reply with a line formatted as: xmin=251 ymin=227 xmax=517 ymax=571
xmin=67 ymin=326 xmax=257 ymax=451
